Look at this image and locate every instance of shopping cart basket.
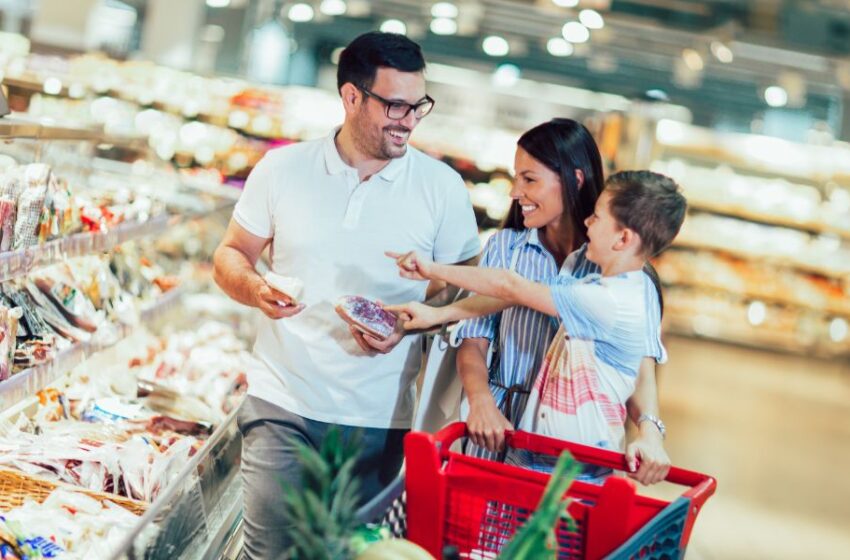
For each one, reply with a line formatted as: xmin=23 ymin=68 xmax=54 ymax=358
xmin=358 ymin=422 xmax=716 ymax=560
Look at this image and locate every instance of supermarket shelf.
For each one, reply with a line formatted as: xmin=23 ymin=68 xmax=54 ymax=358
xmin=659 ymin=279 xmax=850 ymax=318
xmin=671 ymin=239 xmax=850 ymax=280
xmin=0 ymin=200 xmax=234 ymax=283
xmin=0 ymin=214 xmax=173 ymax=282
xmin=687 ymin=199 xmax=850 ymax=241
xmin=109 ymin=405 xmax=242 ymax=560
xmin=665 ymin=316 xmax=849 ymax=359
xmin=657 ymin=142 xmax=831 ymax=186
xmin=0 ymin=117 xmax=98 ymax=142
xmin=0 ymin=116 xmax=149 ymax=150
xmin=0 ymin=287 xmax=185 ymax=411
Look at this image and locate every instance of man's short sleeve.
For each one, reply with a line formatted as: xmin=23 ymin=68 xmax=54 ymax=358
xmin=432 ymin=172 xmax=480 ymax=264
xmin=548 ymin=275 xmax=617 ymax=343
xmin=233 ymin=154 xmax=277 ymax=238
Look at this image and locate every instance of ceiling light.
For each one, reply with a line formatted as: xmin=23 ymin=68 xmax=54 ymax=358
xmin=319 ymin=0 xmax=346 ymax=16
xmin=288 ymin=3 xmax=314 ymax=22
xmin=430 ymin=17 xmax=458 ymax=35
xmin=380 ymin=19 xmax=407 ymax=34
xmin=552 ymin=0 xmax=579 ymax=7
xmin=206 ymin=0 xmax=230 ymax=7
xmin=482 ymin=35 xmax=510 ymax=56
xmin=645 ymin=89 xmax=669 ymax=101
xmin=492 ymin=63 xmax=521 ymax=87
xmin=682 ymin=48 xmax=704 ymax=71
xmin=764 ymin=85 xmax=788 ymax=107
xmin=579 ymin=9 xmax=604 ymax=30
xmin=43 ymin=77 xmax=62 ymax=95
xmin=431 ymin=2 xmax=458 ymax=19
xmin=562 ymin=21 xmax=590 ymax=44
xmin=710 ymin=41 xmax=734 ymax=63
xmin=829 ymin=317 xmax=848 ymax=342
xmin=747 ymin=301 xmax=766 ymax=326
xmin=547 ymin=37 xmax=574 ymax=57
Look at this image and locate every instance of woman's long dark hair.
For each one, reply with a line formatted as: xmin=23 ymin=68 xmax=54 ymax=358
xmin=503 ymin=119 xmax=665 ymax=314
xmin=503 ymin=118 xmax=605 ymax=254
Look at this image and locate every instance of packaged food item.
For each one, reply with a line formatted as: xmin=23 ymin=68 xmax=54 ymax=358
xmin=263 ymin=272 xmax=303 ymax=303
xmin=12 ymin=164 xmax=50 ymax=250
xmin=0 ymin=197 xmax=16 ymax=252
xmin=335 ymin=296 xmax=397 ymax=341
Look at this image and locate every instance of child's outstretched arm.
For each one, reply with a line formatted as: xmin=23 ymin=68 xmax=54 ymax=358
xmin=386 ymin=294 xmax=511 ymax=331
xmin=386 ymin=250 xmax=557 ymax=317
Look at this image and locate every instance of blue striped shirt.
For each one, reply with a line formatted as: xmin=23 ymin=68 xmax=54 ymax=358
xmin=456 ymin=229 xmax=579 ymax=429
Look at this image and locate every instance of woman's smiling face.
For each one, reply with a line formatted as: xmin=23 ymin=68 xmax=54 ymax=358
xmin=510 ymin=146 xmax=565 ymax=230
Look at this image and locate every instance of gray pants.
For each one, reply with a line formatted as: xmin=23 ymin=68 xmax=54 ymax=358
xmin=237 ymin=396 xmax=406 ymax=560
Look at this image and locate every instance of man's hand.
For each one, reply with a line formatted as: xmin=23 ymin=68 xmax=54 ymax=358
xmin=349 ymin=325 xmax=405 ymax=354
xmin=255 ymin=283 xmax=305 ymax=320
xmin=349 ymin=299 xmax=406 ymax=354
xmin=383 ymin=301 xmax=445 ymax=331
xmin=466 ymin=395 xmax=514 ymax=453
xmin=385 ymin=251 xmax=435 ymax=281
xmin=624 ymin=427 xmax=671 ymax=485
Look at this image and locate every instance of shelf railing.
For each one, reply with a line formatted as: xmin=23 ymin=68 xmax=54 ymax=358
xmin=0 ymin=286 xmax=185 ymax=411
xmin=0 ymin=116 xmax=148 ymax=150
xmin=0 ymin=200 xmax=234 ymax=283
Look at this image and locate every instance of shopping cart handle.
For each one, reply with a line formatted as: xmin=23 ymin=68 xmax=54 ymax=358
xmin=429 ymin=423 xmax=715 ymax=507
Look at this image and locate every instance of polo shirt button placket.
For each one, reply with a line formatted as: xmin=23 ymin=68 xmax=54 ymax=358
xmin=343 ymin=174 xmax=367 ymax=229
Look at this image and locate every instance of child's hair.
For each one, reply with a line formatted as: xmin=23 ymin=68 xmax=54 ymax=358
xmin=604 ymin=170 xmax=687 ymax=257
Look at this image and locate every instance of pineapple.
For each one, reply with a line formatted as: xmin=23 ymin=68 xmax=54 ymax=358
xmin=281 ymin=427 xmax=364 ymax=560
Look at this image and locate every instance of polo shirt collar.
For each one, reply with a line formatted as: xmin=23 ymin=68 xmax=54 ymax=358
xmin=323 ymin=127 xmax=410 ymax=182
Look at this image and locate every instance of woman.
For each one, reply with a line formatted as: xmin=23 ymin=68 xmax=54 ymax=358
xmin=390 ymin=118 xmax=670 ymax=484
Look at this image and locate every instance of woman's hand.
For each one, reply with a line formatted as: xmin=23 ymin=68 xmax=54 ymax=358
xmin=466 ymin=394 xmax=514 ymax=453
xmin=383 ymin=301 xmax=445 ymax=330
xmin=385 ymin=251 xmax=436 ymax=281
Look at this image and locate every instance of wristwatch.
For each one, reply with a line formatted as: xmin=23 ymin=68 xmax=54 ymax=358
xmin=637 ymin=413 xmax=666 ymax=439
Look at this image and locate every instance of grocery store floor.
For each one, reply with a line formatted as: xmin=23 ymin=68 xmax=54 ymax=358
xmin=651 ymin=335 xmax=850 ymax=560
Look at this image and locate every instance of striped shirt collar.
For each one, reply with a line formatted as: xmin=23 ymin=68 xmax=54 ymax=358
xmin=509 ymin=227 xmax=547 ymax=252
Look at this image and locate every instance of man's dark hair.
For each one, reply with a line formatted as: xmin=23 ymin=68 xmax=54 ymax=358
xmin=337 ymin=32 xmax=426 ymax=92
xmin=605 ymin=170 xmax=688 ymax=258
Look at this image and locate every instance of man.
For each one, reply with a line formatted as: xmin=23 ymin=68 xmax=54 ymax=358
xmin=213 ymin=32 xmax=480 ymax=559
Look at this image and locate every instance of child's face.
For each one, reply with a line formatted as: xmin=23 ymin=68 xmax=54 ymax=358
xmin=584 ymin=191 xmax=625 ymax=264
xmin=510 ymin=147 xmax=564 ymax=231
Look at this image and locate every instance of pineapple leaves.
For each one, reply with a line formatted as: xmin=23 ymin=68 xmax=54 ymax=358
xmin=281 ymin=427 xmax=365 ymax=560
xmin=496 ymin=451 xmax=581 ymax=560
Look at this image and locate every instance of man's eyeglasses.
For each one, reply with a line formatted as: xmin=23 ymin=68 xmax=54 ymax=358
xmin=357 ymin=85 xmax=435 ymax=120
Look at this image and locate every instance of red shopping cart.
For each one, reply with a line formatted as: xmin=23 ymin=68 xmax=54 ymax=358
xmin=400 ymin=422 xmax=716 ymax=560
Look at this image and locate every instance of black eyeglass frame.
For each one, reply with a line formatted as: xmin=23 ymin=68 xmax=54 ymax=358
xmin=357 ymin=85 xmax=435 ymax=120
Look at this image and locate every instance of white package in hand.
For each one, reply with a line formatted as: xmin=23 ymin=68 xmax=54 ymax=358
xmin=263 ymin=272 xmax=304 ymax=303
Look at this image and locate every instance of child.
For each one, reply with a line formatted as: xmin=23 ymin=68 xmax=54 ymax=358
xmin=386 ymin=170 xmax=687 ymax=474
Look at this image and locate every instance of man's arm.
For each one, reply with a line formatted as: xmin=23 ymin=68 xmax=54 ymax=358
xmin=624 ymin=357 xmax=671 ymax=485
xmin=213 ymin=220 xmax=304 ymax=320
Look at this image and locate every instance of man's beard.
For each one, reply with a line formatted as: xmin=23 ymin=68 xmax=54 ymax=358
xmin=352 ymin=113 xmax=410 ymax=160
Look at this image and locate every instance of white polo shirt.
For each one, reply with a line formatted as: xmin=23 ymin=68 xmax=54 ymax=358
xmin=233 ymin=129 xmax=480 ymax=429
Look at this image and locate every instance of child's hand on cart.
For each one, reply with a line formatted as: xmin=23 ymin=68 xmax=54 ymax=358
xmin=625 ymin=432 xmax=671 ymax=485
